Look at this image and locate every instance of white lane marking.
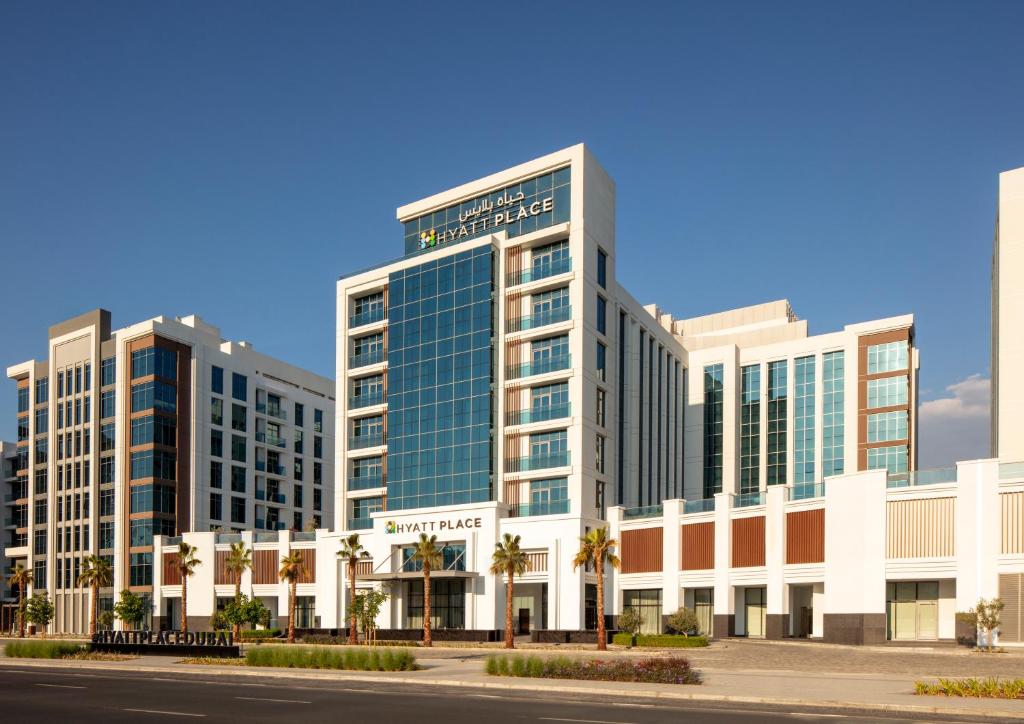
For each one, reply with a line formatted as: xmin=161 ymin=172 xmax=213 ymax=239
xmin=469 ymin=694 xmax=502 ymax=699
xmin=787 ymin=716 xmax=846 ymax=719
xmin=123 ymin=709 xmax=206 ymax=718
xmin=34 ymin=683 xmax=86 ymax=689
xmin=235 ymin=696 xmax=311 ymax=704
xmin=539 ymin=719 xmax=637 ymax=724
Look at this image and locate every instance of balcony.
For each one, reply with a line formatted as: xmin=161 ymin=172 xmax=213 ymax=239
xmin=256 ymin=520 xmax=287 ymax=531
xmin=507 ymin=257 xmax=571 ymax=287
xmin=734 ymin=491 xmax=765 ymax=508
xmin=788 ymin=483 xmax=825 ymax=501
xmin=347 ymin=518 xmax=373 ymax=531
xmin=506 ymin=403 xmax=571 ymax=427
xmin=254 ymin=531 xmax=280 ymax=542
xmin=349 ymin=391 xmax=384 ymax=409
xmin=683 ymin=498 xmax=715 ymax=514
xmin=256 ymin=403 xmax=287 ymax=421
xmin=215 ymin=533 xmax=242 ymax=544
xmin=623 ymin=504 xmax=663 ymax=520
xmin=256 ymin=461 xmax=287 ymax=476
xmin=507 ymin=306 xmax=571 ymax=334
xmin=292 ymin=531 xmax=316 ymax=542
xmin=349 ymin=434 xmax=384 ymax=450
xmin=509 ymin=499 xmax=569 ymax=518
xmin=507 ymin=354 xmax=571 ymax=380
xmin=887 ymin=467 xmax=957 ymax=489
xmin=1000 ymin=461 xmax=1024 ymax=480
xmin=349 ymin=308 xmax=385 ymax=329
xmin=349 ymin=349 xmax=385 ymax=369
xmin=348 ymin=476 xmax=384 ymax=491
xmin=506 ymin=450 xmax=570 ymax=473
xmin=255 ymin=431 xmax=287 ymax=448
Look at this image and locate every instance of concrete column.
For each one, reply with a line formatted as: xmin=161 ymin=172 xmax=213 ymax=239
xmin=765 ymin=485 xmax=786 ymax=639
xmin=954 ymin=459 xmax=1000 ymax=643
xmin=662 ymin=499 xmax=682 ymax=618
xmin=712 ymin=492 xmax=734 ymax=636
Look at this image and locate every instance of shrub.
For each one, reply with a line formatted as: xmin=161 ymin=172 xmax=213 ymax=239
xmin=665 ymin=607 xmax=701 ymax=636
xmin=238 ymin=628 xmax=282 ymax=640
xmin=484 ymin=654 xmax=699 ymax=685
xmin=611 ymin=633 xmax=709 ymax=648
xmin=245 ymin=645 xmax=417 ymax=671
xmin=617 ymin=608 xmax=644 ymax=639
xmin=302 ymin=634 xmax=345 ymax=645
xmin=5 ymin=641 xmax=85 ymax=659
xmin=914 ymin=677 xmax=1024 ymax=699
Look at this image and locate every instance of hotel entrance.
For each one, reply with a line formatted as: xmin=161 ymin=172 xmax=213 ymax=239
xmin=743 ymin=587 xmax=767 ymax=638
xmin=404 ymin=579 xmax=465 ymax=629
xmin=886 ymin=581 xmax=938 ymax=641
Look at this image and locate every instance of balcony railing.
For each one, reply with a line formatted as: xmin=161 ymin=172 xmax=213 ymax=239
xmin=256 ymin=461 xmax=287 ymax=476
xmin=510 ymin=499 xmax=569 ymax=518
xmin=256 ymin=403 xmax=287 ymax=421
xmin=256 ymin=431 xmax=287 ymax=448
xmin=507 ymin=257 xmax=572 ymax=287
xmin=349 ymin=349 xmax=385 ymax=369
xmin=349 ymin=308 xmax=385 ymax=329
xmin=507 ymin=354 xmax=571 ymax=380
xmin=347 ymin=518 xmax=373 ymax=531
xmin=254 ymin=531 xmax=280 ymax=542
xmin=259 ymin=491 xmax=286 ymax=504
xmin=623 ymin=504 xmax=663 ymax=520
xmin=292 ymin=531 xmax=316 ymax=541
xmin=507 ymin=306 xmax=571 ymax=333
xmin=683 ymin=498 xmax=715 ymax=514
xmin=215 ymin=533 xmax=242 ymax=544
xmin=349 ymin=434 xmax=384 ymax=450
xmin=506 ymin=403 xmax=571 ymax=427
xmin=348 ymin=476 xmax=384 ymax=491
xmin=734 ymin=491 xmax=765 ymax=508
xmin=349 ymin=392 xmax=384 ymax=409
xmin=506 ymin=450 xmax=570 ymax=473
xmin=887 ymin=467 xmax=957 ymax=488
xmin=1000 ymin=461 xmax=1024 ymax=480
xmin=256 ymin=520 xmax=287 ymax=531
xmin=788 ymin=482 xmax=825 ymax=501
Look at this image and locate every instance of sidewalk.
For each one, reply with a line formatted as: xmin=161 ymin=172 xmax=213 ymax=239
xmin=1 ymin=642 xmax=1023 ymax=720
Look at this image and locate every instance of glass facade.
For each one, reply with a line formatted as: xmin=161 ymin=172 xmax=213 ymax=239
xmin=766 ymin=360 xmax=787 ymax=485
xmin=867 ymin=411 xmax=908 ymax=443
xmin=386 ymin=245 xmax=494 ymax=510
xmin=822 ymin=351 xmax=845 ymax=477
xmin=793 ymin=356 xmax=816 ymax=485
xmin=702 ymin=364 xmax=724 ymax=498
xmin=867 ymin=341 xmax=909 ymax=374
xmin=868 ymin=375 xmax=908 ymax=408
xmin=868 ymin=444 xmax=909 ymax=473
xmin=740 ymin=364 xmax=761 ymax=494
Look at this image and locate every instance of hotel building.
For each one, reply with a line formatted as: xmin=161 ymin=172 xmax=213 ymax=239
xmin=6 ymin=311 xmax=334 ymax=633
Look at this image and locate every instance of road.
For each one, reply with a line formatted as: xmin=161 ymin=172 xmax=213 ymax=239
xmin=0 ymin=665 xmax=1008 ymax=724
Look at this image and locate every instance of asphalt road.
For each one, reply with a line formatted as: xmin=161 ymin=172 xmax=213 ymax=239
xmin=0 ymin=665 xmax=1007 ymax=724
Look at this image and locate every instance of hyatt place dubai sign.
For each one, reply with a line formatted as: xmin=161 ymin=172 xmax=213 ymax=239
xmin=385 ymin=516 xmax=483 ymax=535
xmin=403 ymin=166 xmax=571 ymax=256
xmin=92 ymin=630 xmax=234 ymax=647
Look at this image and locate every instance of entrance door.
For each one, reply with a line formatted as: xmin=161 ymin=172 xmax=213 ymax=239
xmin=744 ymin=587 xmax=766 ymax=638
xmin=694 ymin=588 xmax=714 ymax=636
xmin=887 ymin=581 xmax=939 ymax=640
xmin=518 ymin=608 xmax=530 ymax=634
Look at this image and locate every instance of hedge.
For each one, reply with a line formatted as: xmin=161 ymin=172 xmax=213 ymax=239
xmin=485 ymin=654 xmax=699 ymax=684
xmin=611 ymin=633 xmax=709 ymax=648
xmin=915 ymin=678 xmax=1024 ymax=699
xmin=245 ymin=646 xmax=417 ymax=671
xmin=4 ymin=641 xmax=86 ymax=659
xmin=238 ymin=628 xmax=282 ymax=640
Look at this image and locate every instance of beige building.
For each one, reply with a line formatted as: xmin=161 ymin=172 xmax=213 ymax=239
xmin=993 ymin=166 xmax=1024 ymax=462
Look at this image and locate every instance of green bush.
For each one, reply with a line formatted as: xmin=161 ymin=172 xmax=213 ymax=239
xmin=611 ymin=633 xmax=709 ymax=648
xmin=915 ymin=677 xmax=1024 ymax=699
xmin=484 ymin=654 xmax=699 ymax=685
xmin=5 ymin=641 xmax=85 ymax=659
xmin=245 ymin=645 xmax=416 ymax=671
xmin=238 ymin=628 xmax=282 ymax=640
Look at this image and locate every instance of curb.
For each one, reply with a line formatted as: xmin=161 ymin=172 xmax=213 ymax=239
xmin=2 ymin=658 xmax=1023 ymax=720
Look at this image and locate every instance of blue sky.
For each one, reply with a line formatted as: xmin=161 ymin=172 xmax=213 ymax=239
xmin=2 ymin=1 xmax=1022 ymax=464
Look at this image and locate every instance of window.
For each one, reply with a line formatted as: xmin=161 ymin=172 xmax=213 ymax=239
xmin=294 ymin=403 xmax=304 ymax=427
xmin=313 ymin=461 xmax=322 ymax=485
xmin=822 ymin=351 xmax=845 ymax=476
xmin=352 ymin=374 xmax=384 ymax=406
xmin=83 ymin=363 xmax=91 ymax=391
xmin=528 ymin=286 xmax=570 ymax=327
xmin=314 ymin=435 xmax=323 ymax=459
xmin=597 ymin=248 xmax=607 ymax=288
xmin=210 ymin=493 xmax=222 ymax=521
xmin=314 ymin=408 xmax=323 ymax=433
xmin=17 ymin=415 xmax=29 ymax=442
xmin=313 ymin=487 xmax=322 ymax=511
xmin=231 ymin=435 xmax=246 ymax=463
xmin=702 ymin=363 xmax=724 ymax=497
xmin=211 ymin=397 xmax=223 ymax=426
xmin=100 ymin=521 xmax=114 ymax=550
xmin=596 ymin=341 xmax=606 ymax=382
xmin=351 ymin=333 xmax=384 ymax=365
xmin=57 ymin=401 xmax=64 ymax=429
xmin=100 ymin=457 xmax=115 ymax=485
xmin=210 ymin=460 xmax=222 ymax=488
xmin=596 ymin=295 xmax=607 ymax=335
xmin=35 ymin=407 xmax=48 ymax=435
xmin=101 ymin=390 xmax=116 ymax=419
xmin=868 ymin=444 xmax=909 ymax=474
xmin=794 ymin=356 xmax=816 ymax=485
xmin=232 ymin=372 xmax=247 ymax=401
xmin=530 ymin=239 xmax=570 ymax=280
xmin=210 ymin=429 xmax=223 ymax=458
xmin=294 ymin=484 xmax=304 ymax=508
xmin=100 ymin=486 xmax=115 ymax=516
xmin=530 ymin=382 xmax=569 ymax=421
xmin=130 ymin=484 xmax=175 ymax=514
xmin=294 ymin=430 xmax=304 ymax=454
xmin=529 ymin=430 xmax=568 ymax=467
xmin=101 ymin=357 xmax=116 ymax=386
xmin=294 ymin=458 xmax=303 ymax=481
xmin=56 ymin=372 xmax=64 ymax=400
xmin=131 ymin=347 xmax=177 ymax=380
xmin=231 ymin=466 xmax=246 ymax=493
xmin=83 ymin=395 xmax=91 ymax=423
xmin=74 ymin=398 xmax=81 ymax=425
xmin=34 ymin=468 xmax=47 ymax=495
xmin=17 ymin=386 xmax=29 ymax=413
xmin=868 ymin=411 xmax=909 ymax=443
xmin=595 ymin=434 xmax=606 ymax=474
xmin=867 ymin=341 xmax=909 ymax=374
xmin=232 ymin=403 xmax=247 ymax=432
xmin=131 ymin=381 xmax=176 ymax=413
xmin=130 ymin=553 xmax=153 ymax=587
xmin=212 ymin=365 xmax=224 ymax=394
xmin=623 ymin=589 xmax=663 ymax=634
xmin=75 ymin=366 xmax=82 ymax=393
xmin=868 ymin=375 xmax=909 ymax=409
xmin=131 ymin=415 xmax=176 ymax=447
xmin=35 ymin=376 xmax=49 ymax=404
xmin=34 ymin=530 xmax=46 ymax=555
xmin=529 ymin=334 xmax=569 ymax=374
xmin=596 ymin=387 xmax=606 ymax=427
xmin=231 ymin=497 xmax=246 ymax=524
xmin=130 ymin=450 xmax=176 ymax=480
xmin=34 ymin=499 xmax=47 ymax=525
xmin=35 ymin=437 xmax=48 ymax=465
xmin=767 ymin=360 xmax=787 ymax=485
xmin=352 ymin=291 xmax=385 ymax=325
xmin=740 ymin=364 xmax=761 ymax=493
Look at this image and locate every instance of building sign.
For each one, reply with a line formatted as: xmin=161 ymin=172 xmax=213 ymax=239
xmin=384 ymin=516 xmax=483 ymax=535
xmin=92 ymin=629 xmax=234 ymax=646
xmin=403 ymin=166 xmax=571 ymax=256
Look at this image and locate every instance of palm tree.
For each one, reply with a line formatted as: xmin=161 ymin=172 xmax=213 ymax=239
xmin=490 ymin=533 xmax=530 ymax=649
xmin=572 ymin=527 xmax=620 ymax=651
xmin=176 ymin=542 xmax=202 ymax=632
xmin=410 ymin=533 xmax=443 ymax=647
xmin=279 ymin=551 xmax=307 ymax=644
xmin=7 ymin=563 xmax=32 ymax=638
xmin=77 ymin=555 xmax=113 ymax=636
xmin=337 ymin=534 xmax=369 ymax=645
xmin=225 ymin=542 xmax=253 ymax=640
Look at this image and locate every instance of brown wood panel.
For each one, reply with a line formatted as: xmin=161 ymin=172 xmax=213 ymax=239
xmin=356 ymin=560 xmax=374 ymax=576
xmin=295 ymin=548 xmax=316 ymax=584
xmin=681 ymin=522 xmax=715 ymax=570
xmin=163 ymin=552 xmax=182 ymax=586
xmin=731 ymin=516 xmax=766 ymax=568
xmin=253 ymin=549 xmax=278 ymax=584
xmin=786 ymin=508 xmax=825 ymax=564
xmin=504 ymin=480 xmax=521 ymax=508
xmin=215 ymin=550 xmax=232 ymax=586
xmin=620 ymin=527 xmax=663 ymax=573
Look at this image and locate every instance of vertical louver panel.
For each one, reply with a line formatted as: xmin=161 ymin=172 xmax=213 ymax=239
xmin=886 ymin=498 xmax=955 ymax=558
xmin=681 ymin=522 xmax=715 ymax=570
xmin=731 ymin=516 xmax=766 ymax=568
xmin=1000 ymin=573 xmax=1023 ymax=643
xmin=253 ymin=549 xmax=278 ymax=584
xmin=162 ymin=553 xmax=182 ymax=586
xmin=786 ymin=508 xmax=825 ymax=564
xmin=620 ymin=527 xmax=664 ymax=573
xmin=1001 ymin=492 xmax=1024 ymax=554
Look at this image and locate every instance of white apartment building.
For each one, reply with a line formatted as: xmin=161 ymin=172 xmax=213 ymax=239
xmin=6 ymin=311 xmax=335 ymax=633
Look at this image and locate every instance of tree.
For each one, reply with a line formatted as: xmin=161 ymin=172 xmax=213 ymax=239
xmin=98 ymin=611 xmax=115 ymax=630
xmin=665 ymin=607 xmax=702 ymax=637
xmin=337 ymin=533 xmax=369 ymax=645
xmin=176 ymin=542 xmax=202 ymax=632
xmin=224 ymin=542 xmax=253 ymax=639
xmin=349 ymin=588 xmax=389 ymax=645
xmin=113 ymin=589 xmax=147 ymax=629
xmin=6 ymin=563 xmax=32 ymax=638
xmin=25 ymin=592 xmax=54 ymax=637
xmin=77 ymin=555 xmax=113 ymax=636
xmin=572 ymin=527 xmax=620 ymax=651
xmin=957 ymin=598 xmax=1005 ymax=652
xmin=279 ymin=551 xmax=307 ymax=643
xmin=223 ymin=594 xmax=272 ymax=633
xmin=489 ymin=533 xmax=529 ymax=649
xmin=410 ymin=533 xmax=443 ymax=647
xmin=617 ymin=608 xmax=644 ymax=645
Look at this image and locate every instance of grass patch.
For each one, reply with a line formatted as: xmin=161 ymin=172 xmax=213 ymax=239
xmin=915 ymin=678 xmax=1024 ymax=699
xmin=64 ymin=651 xmax=137 ymax=661
xmin=4 ymin=641 xmax=85 ymax=659
xmin=245 ymin=646 xmax=417 ymax=671
xmin=183 ymin=657 xmax=246 ymax=666
xmin=484 ymin=654 xmax=699 ymax=685
xmin=611 ymin=634 xmax=709 ymax=648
